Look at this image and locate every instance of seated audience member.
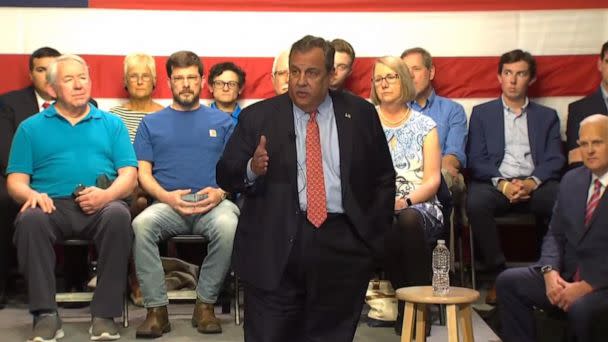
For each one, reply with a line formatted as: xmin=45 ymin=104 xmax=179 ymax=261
xmin=271 ymin=50 xmax=289 ymax=95
xmin=6 ymin=54 xmax=137 ymax=341
xmin=371 ymin=56 xmax=443 ymax=333
xmin=466 ymin=49 xmax=565 ymax=304
xmin=401 ymin=47 xmax=468 ymax=226
xmin=0 ymin=47 xmax=94 ymax=309
xmin=329 ymin=38 xmax=355 ymax=92
xmin=207 ymin=62 xmax=246 ymax=125
xmin=132 ymin=51 xmax=239 ymax=338
xmin=110 ymin=53 xmax=164 ymax=143
xmin=497 ymin=114 xmax=608 ymax=342
xmin=566 ymin=41 xmax=608 ymax=169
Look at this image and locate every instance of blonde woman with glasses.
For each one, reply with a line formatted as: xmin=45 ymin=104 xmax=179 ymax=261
xmin=371 ymin=56 xmax=444 ymax=335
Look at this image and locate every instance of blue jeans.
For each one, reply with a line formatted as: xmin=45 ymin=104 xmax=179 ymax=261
xmin=132 ymin=200 xmax=239 ymax=307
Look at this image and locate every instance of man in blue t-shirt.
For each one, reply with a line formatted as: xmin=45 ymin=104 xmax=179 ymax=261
xmin=6 ymin=54 xmax=138 ymax=341
xmin=132 ymin=51 xmax=238 ymax=338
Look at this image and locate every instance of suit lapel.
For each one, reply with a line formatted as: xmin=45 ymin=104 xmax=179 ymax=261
xmin=274 ymin=95 xmax=299 ymax=197
xmin=495 ymin=99 xmax=506 ymax=157
xmin=526 ymin=104 xmax=538 ymax=166
xmin=577 ymin=169 xmax=594 ymax=243
xmin=592 ymin=88 xmax=608 ymax=113
xmin=585 ymin=178 xmax=608 ymax=231
xmin=331 ymin=92 xmax=353 ymax=192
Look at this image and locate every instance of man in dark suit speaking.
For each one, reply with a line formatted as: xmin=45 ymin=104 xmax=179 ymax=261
xmin=217 ymin=35 xmax=395 ymax=342
xmin=497 ymin=114 xmax=608 ymax=342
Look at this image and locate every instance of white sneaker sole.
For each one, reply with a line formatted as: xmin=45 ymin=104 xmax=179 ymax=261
xmin=88 ymin=326 xmax=120 ymax=341
xmin=27 ymin=328 xmax=65 ymax=342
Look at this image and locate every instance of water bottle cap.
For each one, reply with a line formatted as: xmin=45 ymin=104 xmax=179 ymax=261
xmin=437 ymin=239 xmax=445 ymax=244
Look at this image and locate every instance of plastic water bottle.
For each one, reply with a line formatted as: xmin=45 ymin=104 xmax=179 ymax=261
xmin=432 ymin=239 xmax=450 ymax=296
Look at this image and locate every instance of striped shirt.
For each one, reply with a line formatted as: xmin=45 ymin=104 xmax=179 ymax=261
xmin=109 ymin=106 xmax=155 ymax=143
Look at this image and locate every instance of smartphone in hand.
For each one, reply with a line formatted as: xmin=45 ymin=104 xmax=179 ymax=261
xmin=181 ymin=193 xmax=208 ymax=202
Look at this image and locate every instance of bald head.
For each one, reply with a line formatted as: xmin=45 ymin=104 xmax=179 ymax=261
xmin=578 ymin=114 xmax=608 ymax=175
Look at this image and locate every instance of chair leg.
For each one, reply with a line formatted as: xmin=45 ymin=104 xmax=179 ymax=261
xmin=234 ymin=273 xmax=241 ymax=325
xmin=459 ymin=304 xmax=474 ymax=342
xmin=123 ymin=290 xmax=129 ymax=328
xmin=469 ymin=225 xmax=476 ymax=290
xmin=446 ymin=304 xmax=459 ymax=342
xmin=401 ymin=302 xmax=415 ymax=342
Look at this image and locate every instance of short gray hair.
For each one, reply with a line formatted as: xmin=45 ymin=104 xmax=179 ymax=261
xmin=46 ymin=54 xmax=89 ymax=85
xmin=123 ymin=53 xmax=157 ymax=87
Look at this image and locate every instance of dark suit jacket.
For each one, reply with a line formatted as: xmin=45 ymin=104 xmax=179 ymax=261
xmin=466 ymin=98 xmax=565 ymax=183
xmin=216 ymin=91 xmax=395 ymax=290
xmin=566 ymin=88 xmax=608 ymax=152
xmin=538 ymin=167 xmax=608 ymax=289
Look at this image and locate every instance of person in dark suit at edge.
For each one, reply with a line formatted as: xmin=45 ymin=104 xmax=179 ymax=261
xmin=566 ymin=41 xmax=608 ymax=169
xmin=216 ymin=35 xmax=395 ymax=342
xmin=497 ymin=114 xmax=608 ymax=342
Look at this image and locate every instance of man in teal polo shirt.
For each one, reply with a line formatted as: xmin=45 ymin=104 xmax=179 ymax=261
xmin=6 ymin=54 xmax=137 ymax=342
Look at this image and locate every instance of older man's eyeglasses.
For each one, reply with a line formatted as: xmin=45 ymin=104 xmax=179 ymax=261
xmin=273 ymin=70 xmax=289 ymax=78
xmin=373 ymin=73 xmax=400 ymax=84
xmin=128 ymin=74 xmax=152 ymax=83
xmin=213 ymin=80 xmax=239 ymax=89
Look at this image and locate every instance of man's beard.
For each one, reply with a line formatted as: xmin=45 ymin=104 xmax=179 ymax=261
xmin=172 ymin=89 xmax=200 ymax=109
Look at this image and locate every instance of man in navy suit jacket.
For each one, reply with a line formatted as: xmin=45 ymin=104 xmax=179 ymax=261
xmin=466 ymin=49 xmax=565 ymax=303
xmin=566 ymin=41 xmax=608 ymax=169
xmin=497 ymin=114 xmax=608 ymax=342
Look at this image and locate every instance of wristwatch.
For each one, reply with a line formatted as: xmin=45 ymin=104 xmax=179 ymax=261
xmin=540 ymin=265 xmax=554 ymax=274
xmin=405 ymin=197 xmax=413 ymax=207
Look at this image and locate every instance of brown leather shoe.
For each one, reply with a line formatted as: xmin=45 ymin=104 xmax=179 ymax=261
xmin=485 ymin=283 xmax=497 ymax=305
xmin=136 ymin=306 xmax=171 ymax=338
xmin=192 ymin=299 xmax=222 ymax=334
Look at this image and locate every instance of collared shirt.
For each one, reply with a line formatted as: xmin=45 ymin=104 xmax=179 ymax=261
xmin=246 ymin=94 xmax=343 ymax=213
xmin=210 ymin=101 xmax=241 ymax=125
xmin=34 ymin=90 xmax=50 ymax=113
xmin=601 ymin=85 xmax=608 ymax=111
xmin=408 ymin=89 xmax=468 ymax=166
xmin=492 ymin=96 xmax=540 ymax=186
xmin=293 ymin=94 xmax=343 ymax=213
xmin=7 ymin=104 xmax=137 ymax=197
xmin=588 ymin=170 xmax=608 ymax=203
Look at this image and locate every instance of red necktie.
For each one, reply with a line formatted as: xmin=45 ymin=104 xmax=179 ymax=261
xmin=574 ymin=179 xmax=602 ymax=281
xmin=42 ymin=101 xmax=50 ymax=109
xmin=306 ymin=110 xmax=327 ymax=228
xmin=584 ymin=179 xmax=602 ymax=226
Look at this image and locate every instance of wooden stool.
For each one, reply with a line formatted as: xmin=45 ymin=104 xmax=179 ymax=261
xmin=396 ymin=286 xmax=480 ymax=342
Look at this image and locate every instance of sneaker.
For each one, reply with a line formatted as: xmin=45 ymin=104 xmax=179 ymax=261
xmin=89 ymin=317 xmax=120 ymax=341
xmin=28 ymin=313 xmax=64 ymax=342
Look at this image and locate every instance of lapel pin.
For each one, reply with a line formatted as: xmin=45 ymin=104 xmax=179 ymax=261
xmin=345 ymin=113 xmax=351 ymax=119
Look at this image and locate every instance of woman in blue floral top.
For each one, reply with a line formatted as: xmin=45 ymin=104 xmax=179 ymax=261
xmin=371 ymin=56 xmax=444 ymax=332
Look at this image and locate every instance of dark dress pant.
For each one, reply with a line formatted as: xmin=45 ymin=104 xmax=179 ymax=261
xmin=243 ymin=214 xmax=373 ymax=342
xmin=467 ymin=180 xmax=558 ymax=269
xmin=497 ymin=267 xmax=608 ymax=342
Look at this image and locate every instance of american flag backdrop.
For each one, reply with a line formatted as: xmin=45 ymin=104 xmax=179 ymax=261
xmin=1 ymin=0 xmax=607 ymax=138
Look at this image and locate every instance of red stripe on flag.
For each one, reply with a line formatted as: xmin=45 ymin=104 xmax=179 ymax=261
xmin=89 ymin=0 xmax=608 ymax=12
xmin=0 ymin=55 xmax=600 ymax=100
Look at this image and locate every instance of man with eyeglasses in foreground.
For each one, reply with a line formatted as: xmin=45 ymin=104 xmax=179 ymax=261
xmin=132 ymin=50 xmax=239 ymax=338
xmin=207 ymin=61 xmax=246 ymax=125
xmin=329 ymin=38 xmax=355 ymax=92
xmin=466 ymin=49 xmax=564 ymax=304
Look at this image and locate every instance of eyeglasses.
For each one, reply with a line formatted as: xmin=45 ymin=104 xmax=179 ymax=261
xmin=373 ymin=73 xmax=399 ymax=84
xmin=171 ymin=75 xmax=201 ymax=85
xmin=213 ymin=80 xmax=239 ymax=89
xmin=128 ymin=74 xmax=152 ymax=83
xmin=334 ymin=64 xmax=351 ymax=72
xmin=273 ymin=70 xmax=289 ymax=78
